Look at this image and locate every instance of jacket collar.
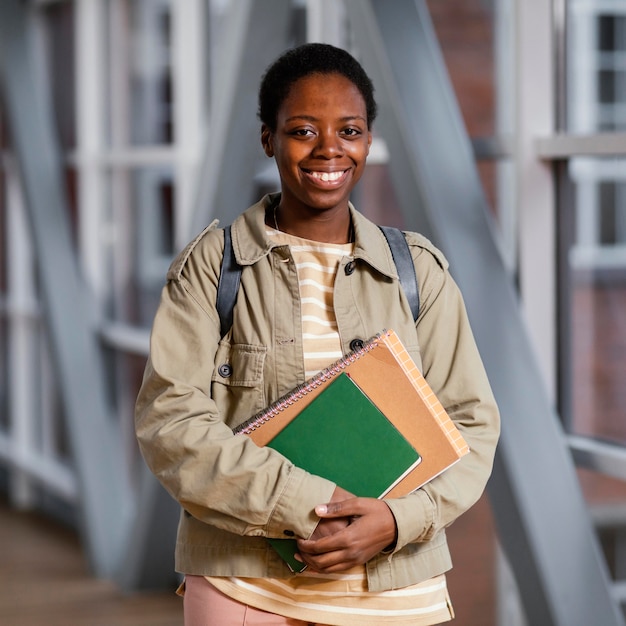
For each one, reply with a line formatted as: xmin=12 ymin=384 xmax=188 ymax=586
xmin=230 ymin=193 xmax=399 ymax=281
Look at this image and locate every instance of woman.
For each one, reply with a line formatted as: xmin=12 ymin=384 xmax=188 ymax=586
xmin=135 ymin=43 xmax=499 ymax=625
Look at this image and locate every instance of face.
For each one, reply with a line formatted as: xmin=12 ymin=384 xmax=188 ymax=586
xmin=261 ymin=73 xmax=372 ymax=219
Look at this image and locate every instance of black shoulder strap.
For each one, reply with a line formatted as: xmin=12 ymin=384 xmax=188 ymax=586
xmin=216 ymin=224 xmax=420 ymax=338
xmin=216 ymin=225 xmax=242 ymax=338
xmin=378 ymin=226 xmax=420 ymax=323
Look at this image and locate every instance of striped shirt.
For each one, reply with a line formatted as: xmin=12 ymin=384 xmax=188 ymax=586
xmin=281 ymin=229 xmax=349 ymax=377
xmin=206 ymin=227 xmax=453 ymax=625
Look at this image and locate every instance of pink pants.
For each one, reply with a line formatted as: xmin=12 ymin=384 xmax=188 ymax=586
xmin=183 ymin=575 xmax=320 ymax=626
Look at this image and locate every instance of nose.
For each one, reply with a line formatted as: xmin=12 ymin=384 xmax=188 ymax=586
xmin=313 ymin=129 xmax=343 ymax=158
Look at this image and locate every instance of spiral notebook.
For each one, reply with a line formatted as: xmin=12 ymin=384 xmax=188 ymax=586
xmin=267 ymin=371 xmax=422 ymax=497
xmin=233 ymin=329 xmax=469 ymax=572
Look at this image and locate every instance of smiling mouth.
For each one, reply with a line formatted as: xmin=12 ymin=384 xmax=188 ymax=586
xmin=305 ymin=169 xmax=348 ymax=183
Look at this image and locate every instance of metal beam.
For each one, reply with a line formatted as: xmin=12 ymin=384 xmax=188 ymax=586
xmin=0 ymin=0 xmax=130 ymax=576
xmin=569 ymin=435 xmax=626 ymax=483
xmin=347 ymin=1 xmax=625 ymax=624
xmin=189 ymin=0 xmax=292 ymax=237
xmin=536 ymin=133 xmax=626 ymax=159
xmin=116 ymin=465 xmax=179 ymax=590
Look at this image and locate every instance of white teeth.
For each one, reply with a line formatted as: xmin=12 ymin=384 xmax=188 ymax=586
xmin=311 ymin=171 xmax=344 ymax=182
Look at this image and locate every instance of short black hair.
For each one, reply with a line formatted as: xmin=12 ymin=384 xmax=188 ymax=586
xmin=258 ymin=43 xmax=378 ymax=131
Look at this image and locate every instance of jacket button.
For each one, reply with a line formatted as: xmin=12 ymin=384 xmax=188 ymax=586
xmin=344 ymin=260 xmax=356 ymax=275
xmin=350 ymin=338 xmax=365 ymax=352
xmin=218 ymin=363 xmax=232 ymax=378
xmin=283 ymin=529 xmax=295 ymax=537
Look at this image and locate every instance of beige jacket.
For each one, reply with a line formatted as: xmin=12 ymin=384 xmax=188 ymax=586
xmin=135 ymin=194 xmax=500 ymax=592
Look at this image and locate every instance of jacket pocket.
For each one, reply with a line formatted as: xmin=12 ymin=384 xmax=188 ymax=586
xmin=211 ymin=342 xmax=267 ymax=425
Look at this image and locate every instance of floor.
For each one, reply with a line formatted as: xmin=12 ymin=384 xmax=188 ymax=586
xmin=1 ymin=492 xmax=497 ymax=626
xmin=0 ymin=496 xmax=183 ymax=626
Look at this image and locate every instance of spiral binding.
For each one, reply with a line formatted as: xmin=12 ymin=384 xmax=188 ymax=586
xmin=233 ymin=330 xmax=387 ymax=435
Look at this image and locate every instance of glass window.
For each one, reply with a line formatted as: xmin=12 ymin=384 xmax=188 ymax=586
xmin=559 ymin=157 xmax=626 ymax=445
xmin=426 ymin=0 xmax=516 ymax=273
xmin=41 ymin=2 xmax=76 ymax=150
xmin=0 ymin=317 xmax=7 ymax=431
xmin=106 ymin=0 xmax=174 ymax=147
xmin=37 ymin=331 xmax=70 ymax=462
xmin=0 ymin=108 xmax=6 ymax=297
xmin=427 ymin=1 xmax=498 ymax=209
xmin=105 ymin=165 xmax=175 ymax=326
xmin=0 ymin=105 xmax=7 ymax=431
xmin=427 ymin=1 xmax=496 ymax=139
xmin=106 ymin=350 xmax=149 ymax=476
xmin=568 ymin=5 xmax=626 ymax=132
xmin=563 ymin=1 xmax=626 ymax=445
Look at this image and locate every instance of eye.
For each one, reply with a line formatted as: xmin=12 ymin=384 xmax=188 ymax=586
xmin=290 ymin=128 xmax=315 ymax=137
xmin=342 ymin=127 xmax=362 ymax=137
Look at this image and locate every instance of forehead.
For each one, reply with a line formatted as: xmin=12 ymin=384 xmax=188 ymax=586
xmin=279 ymin=73 xmax=367 ymax=119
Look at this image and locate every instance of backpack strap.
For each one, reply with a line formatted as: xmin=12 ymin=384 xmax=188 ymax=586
xmin=216 ymin=225 xmax=242 ymax=338
xmin=215 ymin=224 xmax=420 ymax=338
xmin=378 ymin=226 xmax=420 ymax=322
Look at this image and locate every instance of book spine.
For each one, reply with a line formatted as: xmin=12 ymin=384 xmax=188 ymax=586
xmin=384 ymin=331 xmax=470 ymax=456
xmin=233 ymin=332 xmax=384 ymax=435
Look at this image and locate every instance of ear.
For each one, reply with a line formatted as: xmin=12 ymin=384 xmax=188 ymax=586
xmin=261 ymin=125 xmax=274 ymax=157
xmin=366 ymin=131 xmax=373 ymax=156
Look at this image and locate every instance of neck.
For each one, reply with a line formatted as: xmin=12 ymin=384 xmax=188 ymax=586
xmin=273 ymin=203 xmax=353 ymax=244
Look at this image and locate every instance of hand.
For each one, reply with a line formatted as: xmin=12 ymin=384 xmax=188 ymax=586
xmin=307 ymin=486 xmax=353 ymax=541
xmin=296 ymin=496 xmax=398 ymax=573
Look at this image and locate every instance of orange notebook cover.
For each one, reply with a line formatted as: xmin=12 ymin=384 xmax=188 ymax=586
xmin=234 ymin=329 xmax=469 ymax=496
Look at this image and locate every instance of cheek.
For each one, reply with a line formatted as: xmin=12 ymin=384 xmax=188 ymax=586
xmin=276 ymin=146 xmax=306 ymax=171
xmin=350 ymin=144 xmax=370 ymax=165
xmin=274 ymin=155 xmax=302 ymax=184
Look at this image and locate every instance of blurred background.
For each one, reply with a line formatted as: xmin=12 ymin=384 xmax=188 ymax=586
xmin=2 ymin=0 xmax=626 ymax=624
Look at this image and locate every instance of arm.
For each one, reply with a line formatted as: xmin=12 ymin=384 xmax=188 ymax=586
xmin=135 ymin=235 xmax=336 ymax=541
xmin=299 ymin=244 xmax=499 ymax=568
xmin=385 ymin=243 xmax=500 ymax=551
xmin=296 ymin=491 xmax=397 ymax=572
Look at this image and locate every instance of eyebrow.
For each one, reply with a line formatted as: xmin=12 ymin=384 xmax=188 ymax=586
xmin=284 ymin=115 xmax=367 ymax=124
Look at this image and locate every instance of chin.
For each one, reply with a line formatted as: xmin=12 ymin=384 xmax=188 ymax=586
xmin=304 ymin=190 xmax=353 ymax=210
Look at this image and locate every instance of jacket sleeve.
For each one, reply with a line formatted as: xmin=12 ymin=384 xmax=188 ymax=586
xmin=384 ymin=240 xmax=500 ymax=551
xmin=134 ymin=231 xmax=336 ymax=541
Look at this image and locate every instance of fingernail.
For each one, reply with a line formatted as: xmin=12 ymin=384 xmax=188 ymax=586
xmin=315 ymin=504 xmax=327 ymax=515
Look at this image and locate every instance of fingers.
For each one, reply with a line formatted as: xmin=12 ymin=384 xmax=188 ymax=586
xmin=297 ymin=530 xmax=357 ymax=572
xmin=297 ymin=499 xmax=398 ymax=573
xmin=315 ymin=496 xmax=366 ymax=518
xmin=297 ymin=522 xmax=377 ymax=573
xmin=308 ymin=516 xmax=350 ymax=541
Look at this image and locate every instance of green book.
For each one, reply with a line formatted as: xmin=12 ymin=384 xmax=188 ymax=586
xmin=265 ymin=372 xmax=422 ymax=572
